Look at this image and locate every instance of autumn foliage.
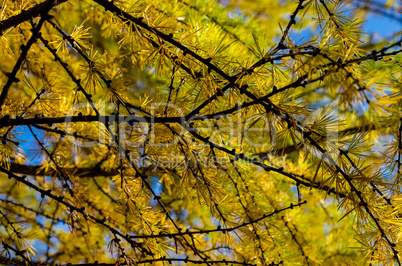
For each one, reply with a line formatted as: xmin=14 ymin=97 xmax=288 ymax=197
xmin=1 ymin=0 xmax=402 ymax=265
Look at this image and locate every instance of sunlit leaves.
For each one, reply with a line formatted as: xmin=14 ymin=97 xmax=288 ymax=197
xmin=0 ymin=0 xmax=402 ymax=265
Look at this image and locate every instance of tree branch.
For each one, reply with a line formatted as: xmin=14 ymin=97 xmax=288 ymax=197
xmin=0 ymin=0 xmax=67 ymax=33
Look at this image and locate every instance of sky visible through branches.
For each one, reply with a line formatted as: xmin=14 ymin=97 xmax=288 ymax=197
xmin=1 ymin=0 xmax=402 ymax=265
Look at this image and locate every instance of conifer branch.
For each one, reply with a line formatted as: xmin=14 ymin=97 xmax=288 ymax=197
xmin=0 ymin=0 xmax=55 ymax=111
